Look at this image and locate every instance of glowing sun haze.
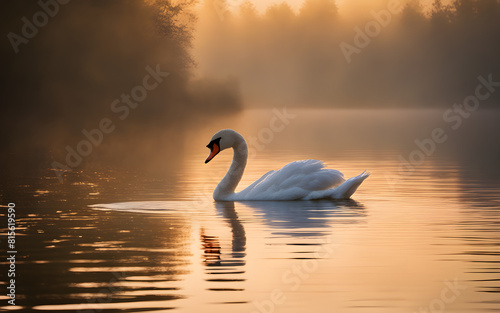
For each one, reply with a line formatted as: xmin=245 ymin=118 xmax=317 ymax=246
xmin=228 ymin=0 xmax=435 ymax=15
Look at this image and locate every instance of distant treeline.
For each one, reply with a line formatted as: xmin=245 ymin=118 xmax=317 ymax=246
xmin=0 ymin=0 xmax=241 ymax=176
xmin=195 ymin=0 xmax=500 ymax=107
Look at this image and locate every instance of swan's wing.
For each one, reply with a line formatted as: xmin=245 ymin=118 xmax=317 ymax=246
xmin=237 ymin=160 xmax=345 ymax=200
xmin=240 ymin=170 xmax=276 ymax=192
xmin=275 ymin=160 xmax=345 ymax=191
xmin=304 ymin=171 xmax=370 ymax=200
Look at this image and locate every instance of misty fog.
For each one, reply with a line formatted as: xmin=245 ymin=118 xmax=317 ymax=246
xmin=1 ymin=0 xmax=499 ymax=183
xmin=195 ymin=0 xmax=500 ymax=107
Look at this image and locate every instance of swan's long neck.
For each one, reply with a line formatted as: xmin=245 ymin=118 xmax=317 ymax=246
xmin=213 ymin=137 xmax=248 ymax=200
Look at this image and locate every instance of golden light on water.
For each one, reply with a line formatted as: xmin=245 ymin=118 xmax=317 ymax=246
xmin=157 ymin=109 xmax=480 ymax=312
xmin=2 ymin=0 xmax=500 ymax=311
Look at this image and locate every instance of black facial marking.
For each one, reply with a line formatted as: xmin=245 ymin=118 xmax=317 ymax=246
xmin=207 ymin=137 xmax=221 ymax=149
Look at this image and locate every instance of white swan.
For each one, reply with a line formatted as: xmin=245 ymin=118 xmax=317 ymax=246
xmin=205 ymin=129 xmax=370 ymax=201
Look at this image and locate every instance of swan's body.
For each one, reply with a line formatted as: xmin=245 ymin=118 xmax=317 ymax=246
xmin=205 ymin=129 xmax=369 ymax=201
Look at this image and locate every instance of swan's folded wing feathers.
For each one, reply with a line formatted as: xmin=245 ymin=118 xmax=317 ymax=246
xmin=238 ymin=170 xmax=275 ymax=197
xmin=302 ymin=170 xmax=343 ymax=190
xmin=275 ymin=161 xmax=344 ymax=191
xmin=233 ymin=160 xmax=367 ymax=200
xmin=240 ymin=160 xmax=345 ymax=199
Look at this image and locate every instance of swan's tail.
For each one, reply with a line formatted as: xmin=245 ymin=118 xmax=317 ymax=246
xmin=332 ymin=171 xmax=370 ymax=199
xmin=304 ymin=171 xmax=370 ymax=200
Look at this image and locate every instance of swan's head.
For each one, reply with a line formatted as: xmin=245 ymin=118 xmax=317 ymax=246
xmin=205 ymin=129 xmax=242 ymax=163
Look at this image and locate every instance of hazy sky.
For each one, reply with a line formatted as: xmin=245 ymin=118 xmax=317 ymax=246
xmin=225 ymin=0 xmax=437 ymax=14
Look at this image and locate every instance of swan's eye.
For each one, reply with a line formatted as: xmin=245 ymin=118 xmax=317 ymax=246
xmin=206 ymin=137 xmax=221 ymax=149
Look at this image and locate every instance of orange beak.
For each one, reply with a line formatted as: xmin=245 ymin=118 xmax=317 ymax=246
xmin=205 ymin=142 xmax=220 ymax=163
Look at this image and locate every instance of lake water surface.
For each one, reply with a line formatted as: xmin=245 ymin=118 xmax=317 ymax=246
xmin=1 ymin=109 xmax=499 ymax=312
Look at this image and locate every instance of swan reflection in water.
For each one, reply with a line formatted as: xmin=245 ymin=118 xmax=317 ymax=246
xmin=201 ymin=201 xmax=246 ymax=268
xmin=201 ymin=200 xmax=366 ymax=268
xmin=89 ymin=199 xmax=367 ymax=302
xmin=241 ymin=200 xmax=366 ymax=237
